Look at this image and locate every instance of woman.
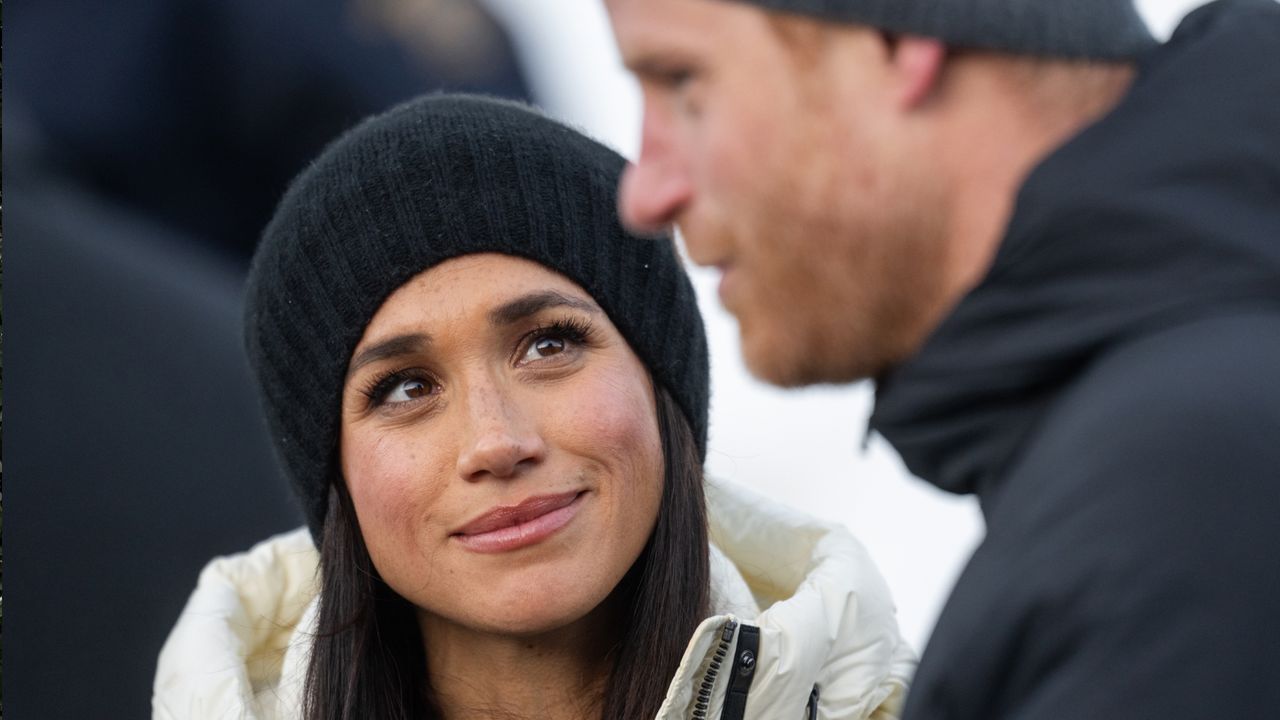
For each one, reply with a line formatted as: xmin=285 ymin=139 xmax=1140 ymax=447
xmin=153 ymin=95 xmax=914 ymax=719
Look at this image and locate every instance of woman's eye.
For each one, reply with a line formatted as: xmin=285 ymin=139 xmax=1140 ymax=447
xmin=515 ymin=319 xmax=592 ymax=366
xmin=386 ymin=377 xmax=433 ymax=403
xmin=523 ymin=336 xmax=567 ymax=362
xmin=357 ymin=369 xmax=438 ymax=411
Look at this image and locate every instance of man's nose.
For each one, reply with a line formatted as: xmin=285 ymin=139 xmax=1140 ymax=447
xmin=618 ymin=105 xmax=692 ymax=234
xmin=455 ymin=382 xmax=546 ymax=482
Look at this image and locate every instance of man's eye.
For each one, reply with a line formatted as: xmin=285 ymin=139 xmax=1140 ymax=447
xmin=664 ymin=69 xmax=693 ymax=89
xmin=652 ymin=68 xmax=694 ymax=92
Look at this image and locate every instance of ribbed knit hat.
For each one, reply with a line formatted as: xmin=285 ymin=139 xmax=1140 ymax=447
xmin=245 ymin=95 xmax=709 ymax=540
xmin=735 ymin=0 xmax=1157 ymax=59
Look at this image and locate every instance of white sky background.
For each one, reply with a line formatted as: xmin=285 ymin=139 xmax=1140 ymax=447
xmin=481 ymin=0 xmax=1219 ymax=652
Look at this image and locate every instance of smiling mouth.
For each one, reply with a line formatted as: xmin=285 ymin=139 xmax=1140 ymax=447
xmin=452 ymin=491 xmax=585 ymax=554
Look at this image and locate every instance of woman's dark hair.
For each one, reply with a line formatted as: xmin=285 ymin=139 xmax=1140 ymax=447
xmin=303 ymin=382 xmax=710 ymax=719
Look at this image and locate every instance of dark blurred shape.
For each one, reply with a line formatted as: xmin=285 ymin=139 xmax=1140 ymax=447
xmin=6 ymin=0 xmax=529 ymax=265
xmin=5 ymin=107 xmax=305 ymax=718
xmin=4 ymin=0 xmax=530 ymax=715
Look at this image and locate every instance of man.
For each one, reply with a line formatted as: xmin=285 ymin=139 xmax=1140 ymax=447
xmin=606 ymin=0 xmax=1280 ymax=717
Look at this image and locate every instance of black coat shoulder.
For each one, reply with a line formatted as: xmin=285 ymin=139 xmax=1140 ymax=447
xmin=908 ymin=311 xmax=1280 ymax=720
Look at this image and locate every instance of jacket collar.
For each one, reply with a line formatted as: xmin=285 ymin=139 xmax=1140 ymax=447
xmin=656 ymin=479 xmax=913 ymax=719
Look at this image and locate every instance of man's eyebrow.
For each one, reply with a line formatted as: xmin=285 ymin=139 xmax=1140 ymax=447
xmin=617 ymin=33 xmax=702 ymax=73
xmin=346 ymin=333 xmax=430 ymax=379
xmin=489 ymin=290 xmax=601 ymax=327
xmin=627 ymin=55 xmax=692 ymax=79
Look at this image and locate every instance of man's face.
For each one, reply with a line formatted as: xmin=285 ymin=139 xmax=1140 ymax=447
xmin=608 ymin=0 xmax=950 ymax=385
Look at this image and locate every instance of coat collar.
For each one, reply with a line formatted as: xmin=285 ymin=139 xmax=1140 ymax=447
xmin=653 ymin=479 xmax=913 ymax=719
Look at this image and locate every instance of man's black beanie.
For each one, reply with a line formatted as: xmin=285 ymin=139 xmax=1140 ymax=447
xmin=735 ymin=0 xmax=1158 ymax=59
xmin=245 ymin=94 xmax=709 ymax=540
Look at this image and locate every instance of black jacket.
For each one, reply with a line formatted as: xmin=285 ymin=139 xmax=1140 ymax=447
xmin=872 ymin=2 xmax=1280 ymax=717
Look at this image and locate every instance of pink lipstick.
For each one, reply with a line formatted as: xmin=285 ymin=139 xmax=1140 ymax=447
xmin=452 ymin=491 xmax=584 ymax=553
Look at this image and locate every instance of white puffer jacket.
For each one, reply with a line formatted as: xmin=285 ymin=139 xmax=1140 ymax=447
xmin=154 ymin=478 xmax=915 ymax=719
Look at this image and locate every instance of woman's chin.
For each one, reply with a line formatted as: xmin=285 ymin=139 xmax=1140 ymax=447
xmin=424 ymin=565 xmax=619 ymax=640
xmin=425 ymin=604 xmax=586 ymax=642
xmin=482 ymin=582 xmax=610 ymax=637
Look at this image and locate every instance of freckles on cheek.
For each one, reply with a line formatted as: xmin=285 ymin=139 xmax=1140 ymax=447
xmin=570 ymin=373 xmax=662 ymax=489
xmin=346 ymin=434 xmax=437 ymax=540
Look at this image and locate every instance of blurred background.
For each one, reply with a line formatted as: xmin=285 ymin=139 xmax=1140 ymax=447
xmin=2 ymin=0 xmax=1216 ymax=716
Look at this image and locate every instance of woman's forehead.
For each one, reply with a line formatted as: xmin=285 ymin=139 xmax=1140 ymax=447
xmin=357 ymin=253 xmax=602 ymax=342
xmin=406 ymin=253 xmax=580 ymax=293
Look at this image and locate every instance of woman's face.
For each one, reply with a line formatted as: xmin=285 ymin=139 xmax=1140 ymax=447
xmin=340 ymin=253 xmax=664 ymax=637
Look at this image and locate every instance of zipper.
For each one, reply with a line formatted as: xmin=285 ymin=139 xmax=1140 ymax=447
xmin=689 ymin=618 xmax=762 ymax=720
xmin=719 ymin=623 xmax=759 ymax=720
xmin=691 ymin=618 xmax=737 ymax=719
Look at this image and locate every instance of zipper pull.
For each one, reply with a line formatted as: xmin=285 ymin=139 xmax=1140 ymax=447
xmin=806 ymin=684 xmax=820 ymax=720
xmin=721 ymin=618 xmax=739 ymax=642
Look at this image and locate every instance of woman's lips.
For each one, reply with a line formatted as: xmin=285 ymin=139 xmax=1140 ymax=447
xmin=452 ymin=491 xmax=585 ymax=554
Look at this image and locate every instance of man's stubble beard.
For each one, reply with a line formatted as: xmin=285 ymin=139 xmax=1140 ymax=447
xmin=732 ymin=185 xmax=951 ymax=389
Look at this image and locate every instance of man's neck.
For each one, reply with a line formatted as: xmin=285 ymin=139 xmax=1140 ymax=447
xmin=937 ymin=56 xmax=1136 ymax=297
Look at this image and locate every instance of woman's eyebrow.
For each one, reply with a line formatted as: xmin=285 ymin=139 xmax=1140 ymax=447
xmin=347 ymin=333 xmax=430 ymax=379
xmin=488 ymin=290 xmax=600 ymax=327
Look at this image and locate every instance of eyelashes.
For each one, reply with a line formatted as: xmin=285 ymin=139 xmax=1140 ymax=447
xmin=518 ymin=317 xmax=595 ymax=362
xmin=356 ymin=317 xmax=599 ymax=411
xmin=358 ymin=367 xmax=438 ymax=408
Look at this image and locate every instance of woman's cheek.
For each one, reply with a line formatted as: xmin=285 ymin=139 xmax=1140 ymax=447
xmin=563 ymin=367 xmax=663 ymax=504
xmin=344 ymin=431 xmax=447 ymax=556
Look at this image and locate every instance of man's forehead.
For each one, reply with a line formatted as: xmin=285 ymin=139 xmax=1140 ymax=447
xmin=607 ymin=0 xmax=699 ymax=38
xmin=606 ymin=0 xmax=748 ymax=64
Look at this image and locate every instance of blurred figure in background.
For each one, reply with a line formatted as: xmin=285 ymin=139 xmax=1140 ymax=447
xmin=6 ymin=0 xmax=528 ymax=265
xmin=4 ymin=1 xmax=529 ymax=716
xmin=605 ymin=0 xmax=1280 ymax=718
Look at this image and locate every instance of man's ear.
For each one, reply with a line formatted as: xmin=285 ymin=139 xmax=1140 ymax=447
xmin=890 ymin=35 xmax=947 ymax=109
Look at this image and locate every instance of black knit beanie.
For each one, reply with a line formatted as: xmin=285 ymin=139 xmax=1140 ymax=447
xmin=735 ymin=0 xmax=1157 ymax=59
xmin=245 ymin=94 xmax=709 ymax=540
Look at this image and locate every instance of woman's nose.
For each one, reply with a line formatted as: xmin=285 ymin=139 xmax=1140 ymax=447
xmin=455 ymin=383 xmax=546 ymax=482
